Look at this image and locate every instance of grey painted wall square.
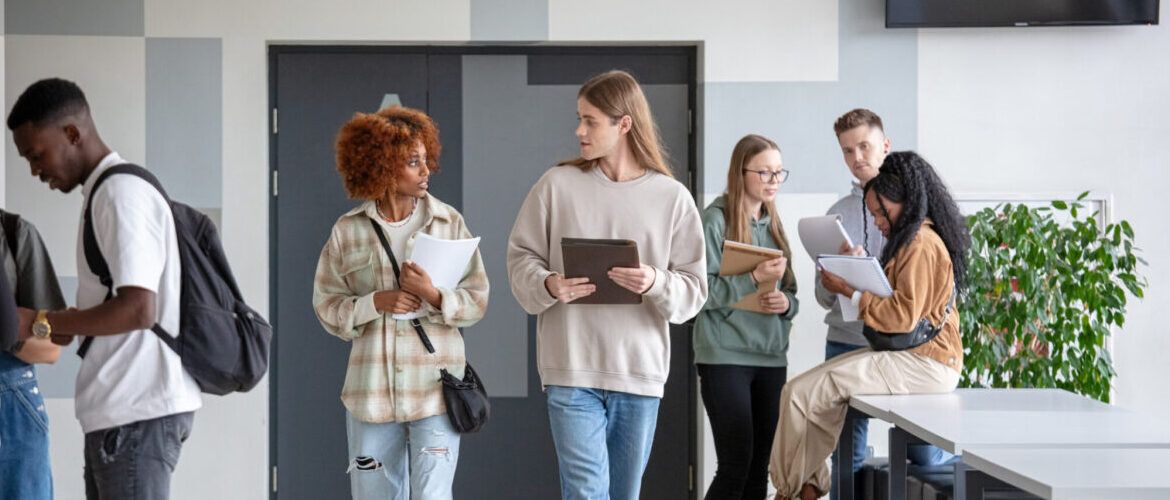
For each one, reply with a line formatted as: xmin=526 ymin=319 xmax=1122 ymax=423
xmin=146 ymin=38 xmax=223 ymax=209
xmin=37 ymin=275 xmax=78 ymax=398
xmin=471 ymin=0 xmax=548 ymax=41
xmin=702 ymin=0 xmax=917 ymax=196
xmin=6 ymin=0 xmax=144 ymax=36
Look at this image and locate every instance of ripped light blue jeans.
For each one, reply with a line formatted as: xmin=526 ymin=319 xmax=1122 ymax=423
xmin=346 ymin=412 xmax=460 ymax=500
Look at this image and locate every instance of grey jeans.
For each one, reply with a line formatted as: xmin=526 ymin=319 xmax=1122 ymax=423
xmin=83 ymin=412 xmax=194 ymax=500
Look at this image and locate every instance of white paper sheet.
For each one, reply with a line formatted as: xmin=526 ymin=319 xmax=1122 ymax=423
xmin=392 ymin=232 xmax=481 ymax=320
xmin=798 ymin=215 xmax=855 ymax=261
xmin=817 ymin=255 xmax=892 ymax=322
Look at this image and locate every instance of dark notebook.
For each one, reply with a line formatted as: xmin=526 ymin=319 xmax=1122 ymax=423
xmin=560 ymin=238 xmax=642 ymax=305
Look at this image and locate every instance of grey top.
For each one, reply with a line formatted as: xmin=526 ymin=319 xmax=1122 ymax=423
xmin=814 ymin=182 xmax=886 ymax=346
xmin=1 ymin=210 xmax=67 ymax=311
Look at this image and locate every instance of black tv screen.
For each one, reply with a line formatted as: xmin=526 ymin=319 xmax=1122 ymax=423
xmin=887 ymin=0 xmax=1160 ymax=27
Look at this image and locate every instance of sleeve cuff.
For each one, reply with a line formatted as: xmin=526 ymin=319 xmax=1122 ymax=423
xmin=850 ymin=290 xmax=863 ymax=309
xmin=643 ymin=267 xmax=666 ymax=299
xmin=536 ymin=270 xmax=560 ymax=308
xmin=353 ymin=293 xmax=381 ymax=326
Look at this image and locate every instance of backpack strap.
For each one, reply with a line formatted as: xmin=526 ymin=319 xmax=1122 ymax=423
xmin=78 ymin=164 xmax=171 ymax=358
xmin=1 ymin=210 xmax=22 ymax=298
xmin=367 ymin=216 xmax=436 ymax=354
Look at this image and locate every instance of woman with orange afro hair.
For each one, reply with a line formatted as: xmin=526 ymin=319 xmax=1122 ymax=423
xmin=312 ymin=106 xmax=489 ymax=500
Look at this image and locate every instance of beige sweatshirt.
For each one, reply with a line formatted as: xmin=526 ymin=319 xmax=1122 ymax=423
xmin=507 ymin=165 xmax=708 ymax=397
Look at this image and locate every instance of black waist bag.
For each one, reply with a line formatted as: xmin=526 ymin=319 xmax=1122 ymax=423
xmin=369 ymin=217 xmax=490 ymax=433
xmin=79 ymin=164 xmax=272 ymax=395
xmin=863 ymin=290 xmax=955 ymax=352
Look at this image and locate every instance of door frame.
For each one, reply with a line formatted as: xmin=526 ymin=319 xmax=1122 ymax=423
xmin=267 ymin=43 xmax=700 ymax=498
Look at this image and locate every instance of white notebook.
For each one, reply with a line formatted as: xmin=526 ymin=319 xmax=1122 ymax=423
xmin=816 ymin=255 xmax=892 ymax=321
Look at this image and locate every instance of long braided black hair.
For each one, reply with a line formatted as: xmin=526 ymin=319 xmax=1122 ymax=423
xmin=864 ymin=151 xmax=970 ymax=293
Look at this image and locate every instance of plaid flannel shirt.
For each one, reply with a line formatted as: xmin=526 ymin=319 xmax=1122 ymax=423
xmin=313 ymin=195 xmax=489 ymax=423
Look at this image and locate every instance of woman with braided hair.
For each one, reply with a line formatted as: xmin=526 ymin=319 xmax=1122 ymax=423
xmin=768 ymin=151 xmax=970 ymax=500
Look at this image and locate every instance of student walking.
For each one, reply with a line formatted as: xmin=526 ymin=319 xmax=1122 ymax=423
xmin=313 ymin=106 xmax=489 ymax=500
xmin=507 ymin=70 xmax=707 ymax=500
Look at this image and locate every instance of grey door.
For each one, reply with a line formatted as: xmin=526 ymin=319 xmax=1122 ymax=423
xmin=270 ymin=46 xmax=697 ymax=499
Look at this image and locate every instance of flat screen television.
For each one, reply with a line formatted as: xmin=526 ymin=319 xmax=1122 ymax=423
xmin=887 ymin=0 xmax=1159 ymax=28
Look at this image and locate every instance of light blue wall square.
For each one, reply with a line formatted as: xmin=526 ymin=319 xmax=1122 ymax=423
xmin=146 ymin=38 xmax=222 ymax=209
xmin=471 ymin=0 xmax=548 ymax=41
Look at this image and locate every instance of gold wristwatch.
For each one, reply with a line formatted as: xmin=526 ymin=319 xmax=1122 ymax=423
xmin=32 ymin=310 xmax=52 ymax=339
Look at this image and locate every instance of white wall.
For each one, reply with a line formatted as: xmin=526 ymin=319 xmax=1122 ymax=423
xmin=917 ymin=23 xmax=1170 ymax=418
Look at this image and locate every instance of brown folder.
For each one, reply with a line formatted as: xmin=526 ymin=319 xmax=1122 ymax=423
xmin=560 ymin=238 xmax=643 ymax=305
xmin=718 ymin=240 xmax=784 ymax=313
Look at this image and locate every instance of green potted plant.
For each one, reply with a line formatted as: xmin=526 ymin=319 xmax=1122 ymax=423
xmin=960 ymin=192 xmax=1147 ymax=403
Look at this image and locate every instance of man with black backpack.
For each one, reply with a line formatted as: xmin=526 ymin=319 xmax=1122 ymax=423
xmin=8 ymin=78 xmax=201 ymax=500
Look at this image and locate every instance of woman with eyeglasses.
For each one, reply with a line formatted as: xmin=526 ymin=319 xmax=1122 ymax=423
xmin=693 ymin=134 xmax=798 ymax=500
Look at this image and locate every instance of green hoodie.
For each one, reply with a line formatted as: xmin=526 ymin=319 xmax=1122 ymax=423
xmin=693 ymin=195 xmax=799 ymax=367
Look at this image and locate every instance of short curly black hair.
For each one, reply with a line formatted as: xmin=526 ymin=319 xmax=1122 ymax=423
xmin=6 ymin=78 xmax=90 ymax=131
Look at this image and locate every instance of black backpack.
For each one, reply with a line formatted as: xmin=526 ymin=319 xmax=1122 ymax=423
xmin=79 ymin=164 xmax=271 ymax=396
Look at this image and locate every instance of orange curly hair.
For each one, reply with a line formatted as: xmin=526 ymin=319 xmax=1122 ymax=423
xmin=334 ymin=106 xmax=441 ymax=200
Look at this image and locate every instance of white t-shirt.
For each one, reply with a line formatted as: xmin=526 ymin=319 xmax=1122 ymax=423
xmin=74 ymin=152 xmax=202 ymax=433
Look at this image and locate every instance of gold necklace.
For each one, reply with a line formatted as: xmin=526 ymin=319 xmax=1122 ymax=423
xmin=377 ymin=198 xmax=417 ymax=224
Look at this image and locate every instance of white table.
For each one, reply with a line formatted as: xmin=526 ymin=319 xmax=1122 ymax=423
xmin=962 ymin=447 xmax=1170 ymax=499
xmin=850 ymin=388 xmax=1110 ymax=422
xmin=891 ymin=409 xmax=1170 ymax=455
xmin=837 ymin=389 xmax=1146 ymax=500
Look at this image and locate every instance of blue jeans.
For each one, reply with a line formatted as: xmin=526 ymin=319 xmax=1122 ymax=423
xmin=346 ymin=412 xmax=461 ymax=500
xmin=546 ymin=386 xmax=661 ymax=500
xmin=824 ymin=341 xmax=956 ymax=500
xmin=0 ymin=356 xmax=52 ymax=500
xmin=83 ymin=411 xmax=194 ymax=500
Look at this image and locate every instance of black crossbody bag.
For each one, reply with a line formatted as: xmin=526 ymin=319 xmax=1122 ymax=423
xmin=368 ymin=217 xmax=490 ymax=433
xmin=862 ymin=290 xmax=956 ymax=351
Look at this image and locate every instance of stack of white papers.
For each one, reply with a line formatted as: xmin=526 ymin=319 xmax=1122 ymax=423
xmin=392 ymin=232 xmax=481 ymax=320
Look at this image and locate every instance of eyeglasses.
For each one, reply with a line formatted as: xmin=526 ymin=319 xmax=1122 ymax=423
xmin=743 ymin=169 xmax=789 ymax=184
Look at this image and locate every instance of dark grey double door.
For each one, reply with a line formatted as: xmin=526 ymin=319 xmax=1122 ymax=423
xmin=269 ymin=46 xmax=697 ymax=499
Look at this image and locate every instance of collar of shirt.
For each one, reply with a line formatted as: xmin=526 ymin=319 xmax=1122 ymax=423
xmin=81 ymin=151 xmax=128 ymax=198
xmin=343 ymin=194 xmax=454 ymax=228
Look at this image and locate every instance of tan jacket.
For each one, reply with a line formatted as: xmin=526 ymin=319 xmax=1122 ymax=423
xmin=858 ymin=220 xmax=963 ymax=372
xmin=313 ymin=194 xmax=489 ymax=423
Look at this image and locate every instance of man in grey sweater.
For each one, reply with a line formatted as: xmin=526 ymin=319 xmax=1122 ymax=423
xmin=820 ymin=109 xmax=954 ymax=500
xmin=507 ymin=71 xmax=707 ymax=500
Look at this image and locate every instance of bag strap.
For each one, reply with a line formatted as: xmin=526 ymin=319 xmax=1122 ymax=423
xmin=367 ymin=216 xmax=436 ymax=355
xmin=78 ymin=164 xmax=171 ymax=359
xmin=1 ymin=211 xmax=22 ymax=299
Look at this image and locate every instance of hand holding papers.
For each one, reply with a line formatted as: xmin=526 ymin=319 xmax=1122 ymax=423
xmin=392 ymin=233 xmax=481 ymax=320
xmin=816 ymin=255 xmax=892 ymax=321
xmin=798 ymin=215 xmax=854 ymax=261
xmin=719 ymin=240 xmax=787 ymax=313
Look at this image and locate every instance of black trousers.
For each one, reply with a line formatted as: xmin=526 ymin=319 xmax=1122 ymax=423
xmin=698 ymin=363 xmax=788 ymax=500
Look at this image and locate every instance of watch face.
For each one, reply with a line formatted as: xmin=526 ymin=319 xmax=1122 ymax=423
xmin=32 ymin=323 xmax=50 ymax=338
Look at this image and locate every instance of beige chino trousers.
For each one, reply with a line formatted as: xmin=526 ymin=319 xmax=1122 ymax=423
xmin=768 ymin=347 xmax=959 ymax=499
